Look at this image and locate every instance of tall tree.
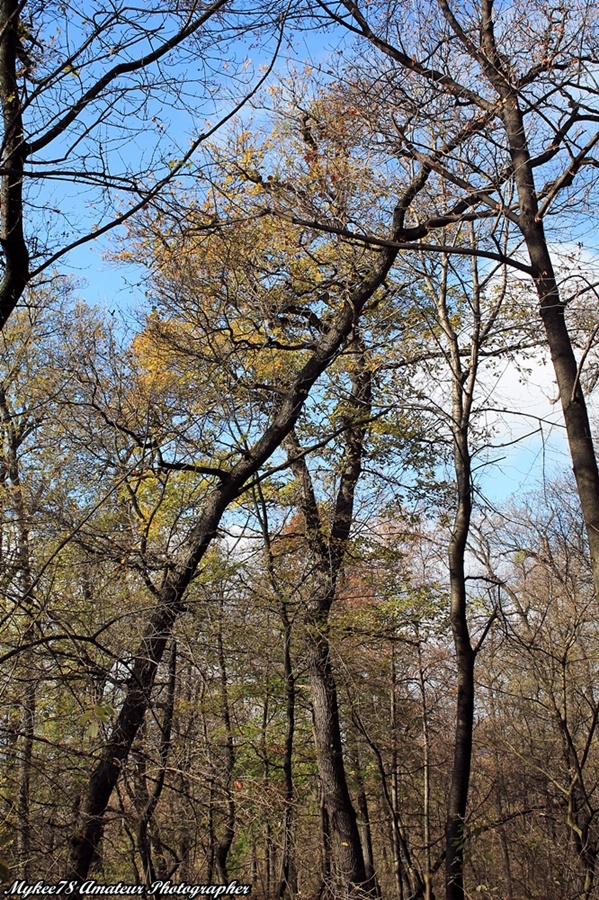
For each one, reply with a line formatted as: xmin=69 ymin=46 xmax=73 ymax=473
xmin=64 ymin=142 xmax=424 ymax=878
xmin=412 ymin=241 xmax=519 ymax=896
xmin=283 ymin=329 xmax=375 ymax=896
xmin=309 ymin=0 xmax=599 ymax=607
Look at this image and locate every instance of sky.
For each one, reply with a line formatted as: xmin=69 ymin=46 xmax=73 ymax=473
xmin=19 ymin=3 xmax=599 ymax=506
xmin=26 ymin=7 xmax=343 ymax=314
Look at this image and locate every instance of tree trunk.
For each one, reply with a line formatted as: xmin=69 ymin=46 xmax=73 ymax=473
xmin=277 ymin=604 xmax=297 ymax=900
xmin=478 ymin=12 xmax=599 ymax=599
xmin=308 ymin=614 xmax=368 ymax=891
xmin=0 ymin=0 xmax=30 ymax=328
xmin=252 ymin=481 xmax=298 ymax=900
xmin=430 ymin=254 xmax=477 ymax=900
xmin=319 ymin=786 xmax=332 ymax=897
xmin=444 ymin=426 xmax=474 ymax=900
xmin=416 ymin=632 xmax=433 ymax=900
xmin=214 ymin=621 xmax=235 ymax=883
xmin=286 ymin=336 xmax=376 ymax=895
xmin=262 ymin=691 xmax=272 ymax=897
xmin=350 ymin=750 xmax=377 ymax=892
xmin=137 ymin=641 xmax=177 ymax=883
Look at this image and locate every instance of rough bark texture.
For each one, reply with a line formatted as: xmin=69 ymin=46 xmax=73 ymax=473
xmin=308 ymin=621 xmax=367 ymax=891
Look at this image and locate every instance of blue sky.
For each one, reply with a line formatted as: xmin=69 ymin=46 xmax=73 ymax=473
xmin=29 ymin=12 xmax=343 ymax=313
xmin=21 ymin=5 xmax=599 ymax=507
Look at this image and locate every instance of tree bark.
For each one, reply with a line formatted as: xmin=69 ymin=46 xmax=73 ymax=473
xmin=137 ymin=641 xmax=177 ymax=883
xmin=349 ymin=746 xmax=378 ymax=893
xmin=471 ymin=0 xmax=599 ymax=598
xmin=0 ymin=0 xmax=29 ymax=329
xmin=444 ymin=422 xmax=474 ymax=900
xmin=503 ymin=99 xmax=599 ymax=599
xmin=286 ymin=335 xmax=377 ymax=895
xmin=308 ymin=616 xmax=367 ymax=891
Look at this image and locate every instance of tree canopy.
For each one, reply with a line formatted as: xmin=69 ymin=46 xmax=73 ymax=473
xmin=2 ymin=2 xmax=599 ymax=899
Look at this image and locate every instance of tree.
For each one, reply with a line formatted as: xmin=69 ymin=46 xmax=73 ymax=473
xmin=251 ymin=483 xmax=300 ymax=900
xmin=305 ymin=0 xmax=599 ymax=607
xmin=253 ymin=8 xmax=599 ymax=892
xmin=0 ymin=0 xmax=284 ymax=328
xmin=5 ymin=4 xmax=599 ymax=889
xmin=474 ymin=482 xmax=599 ymax=897
xmin=282 ymin=330 xmax=375 ymax=897
xmin=63 ymin=139 xmax=417 ymax=877
xmin=409 ymin=241 xmax=525 ymax=896
xmin=0 ymin=295 xmax=96 ymax=880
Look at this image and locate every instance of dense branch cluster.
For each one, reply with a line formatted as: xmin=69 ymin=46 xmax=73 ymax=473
xmin=1 ymin=2 xmax=599 ymax=899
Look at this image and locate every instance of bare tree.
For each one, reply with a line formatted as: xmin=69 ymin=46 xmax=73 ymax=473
xmin=0 ymin=0 xmax=284 ymax=327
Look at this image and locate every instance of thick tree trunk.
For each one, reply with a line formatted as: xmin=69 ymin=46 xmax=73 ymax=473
xmin=68 ymin=595 xmax=181 ymax=880
xmin=0 ymin=0 xmax=30 ymax=328
xmin=478 ymin=13 xmax=599 ymax=599
xmin=308 ymin=612 xmax=368 ymax=892
xmin=528 ymin=248 xmax=599 ymax=595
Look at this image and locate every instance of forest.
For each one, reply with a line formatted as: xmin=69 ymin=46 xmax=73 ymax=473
xmin=2 ymin=1 xmax=599 ymax=899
